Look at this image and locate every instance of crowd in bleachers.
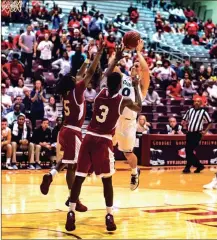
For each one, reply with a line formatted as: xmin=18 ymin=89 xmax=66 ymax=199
xmin=1 ymin=0 xmax=217 ymax=170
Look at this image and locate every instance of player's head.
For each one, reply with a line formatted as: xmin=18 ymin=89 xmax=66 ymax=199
xmin=56 ymin=73 xmax=76 ymax=95
xmin=107 ymin=72 xmax=122 ymax=96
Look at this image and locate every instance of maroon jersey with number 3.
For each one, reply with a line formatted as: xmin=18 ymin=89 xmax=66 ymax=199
xmin=87 ymin=88 xmax=123 ymax=135
xmin=63 ymin=80 xmax=86 ymax=128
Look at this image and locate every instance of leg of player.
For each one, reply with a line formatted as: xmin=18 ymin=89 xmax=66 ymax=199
xmin=203 ymin=173 xmax=217 ymax=189
xmin=124 ymin=152 xmax=141 ymax=191
xmin=102 ymin=176 xmax=117 ymax=231
xmin=65 ymin=176 xmax=86 ymax=231
xmin=65 ymin=164 xmax=87 ymax=212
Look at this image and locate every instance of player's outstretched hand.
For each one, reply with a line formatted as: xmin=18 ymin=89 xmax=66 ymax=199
xmin=115 ymin=43 xmax=125 ymax=61
xmin=136 ymin=39 xmax=144 ymax=52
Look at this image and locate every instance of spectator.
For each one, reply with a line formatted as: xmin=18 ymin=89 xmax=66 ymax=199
xmin=81 ymin=1 xmax=88 ymax=12
xmin=137 ymin=115 xmax=151 ymax=134
xmin=130 ymin=7 xmax=139 ymax=24
xmin=142 ymin=85 xmax=162 ymax=106
xmin=71 ymin=44 xmax=86 ymax=77
xmin=180 ymin=60 xmax=193 ymax=78
xmin=169 ymin=6 xmax=186 ymax=23
xmin=30 ymin=79 xmax=46 ymax=129
xmin=182 ymin=78 xmax=197 ymax=98
xmin=209 ymin=44 xmax=217 ymax=59
xmin=37 ymin=33 xmax=53 ymax=69
xmin=4 ymin=78 xmax=14 ymax=99
xmin=204 ymin=19 xmax=216 ymax=37
xmin=68 ymin=8 xmax=78 ymax=23
xmin=50 ymin=31 xmax=61 ymax=60
xmin=39 ymin=6 xmax=50 ymax=21
xmin=1 ymin=118 xmax=13 ymax=169
xmin=51 ymin=117 xmax=63 ymax=146
xmin=205 ymin=66 xmax=215 ymax=80
xmin=151 ymin=60 xmax=162 ymax=78
xmin=68 ymin=16 xmax=81 ymax=29
xmin=5 ymin=103 xmax=25 ymax=126
xmin=83 ymin=38 xmax=98 ymax=59
xmin=157 ymin=59 xmax=176 ymax=90
xmin=44 ymin=96 xmax=59 ymax=126
xmin=185 ymin=17 xmax=199 ymax=38
xmin=88 ymin=15 xmax=102 ymax=39
xmin=193 ymin=87 xmax=208 ymax=106
xmin=59 ymin=34 xmax=69 ymax=56
xmin=52 ymin=11 xmax=61 ymax=30
xmin=3 ymin=53 xmax=24 ymax=86
xmin=23 ymin=87 xmax=32 ymax=119
xmin=182 ymin=33 xmax=192 ymax=45
xmin=162 ymin=117 xmax=183 ymax=134
xmin=199 ymin=34 xmax=209 ymax=46
xmin=163 ymin=22 xmax=172 ymax=33
xmin=1 ymin=83 xmax=12 ymax=110
xmin=180 ymin=72 xmax=194 ymax=88
xmin=32 ymin=118 xmax=52 ymax=169
xmin=11 ymin=114 xmax=34 ymax=169
xmin=66 ymin=44 xmax=74 ymax=60
xmin=152 ymin=29 xmax=165 ymax=49
xmin=166 ymin=80 xmax=182 ymax=99
xmin=84 ymin=83 xmax=97 ymax=120
xmin=155 ymin=13 xmax=164 ymax=31
xmin=14 ymin=78 xmax=25 ymax=98
xmin=105 ymin=33 xmax=116 ymax=57
xmin=207 ymin=82 xmax=217 ymax=104
xmin=196 ymin=65 xmax=206 ymax=82
xmin=127 ymin=3 xmax=134 ymax=16
xmin=19 ymin=25 xmax=36 ymax=81
xmin=69 ymin=29 xmax=83 ymax=49
xmin=12 ymin=96 xmax=25 ymax=114
xmin=184 ymin=6 xmax=195 ymax=20
xmin=52 ymin=50 xmax=71 ymax=77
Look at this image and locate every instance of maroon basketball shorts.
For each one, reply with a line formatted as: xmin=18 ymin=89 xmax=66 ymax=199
xmin=76 ymin=133 xmax=115 ymax=178
xmin=58 ymin=126 xmax=82 ymax=164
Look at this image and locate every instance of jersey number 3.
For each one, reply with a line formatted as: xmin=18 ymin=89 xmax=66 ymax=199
xmin=96 ymin=105 xmax=109 ymax=123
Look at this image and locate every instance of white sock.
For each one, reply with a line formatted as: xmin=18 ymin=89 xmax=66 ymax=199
xmin=131 ymin=167 xmax=138 ymax=175
xmin=50 ymin=169 xmax=58 ymax=177
xmin=106 ymin=206 xmax=113 ymax=215
xmin=69 ymin=202 xmax=76 ymax=212
xmin=6 ymin=158 xmax=11 ymax=165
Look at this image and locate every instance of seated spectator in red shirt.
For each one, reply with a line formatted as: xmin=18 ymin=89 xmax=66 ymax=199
xmin=3 ymin=53 xmax=24 ymax=86
xmin=105 ymin=33 xmax=116 ymax=56
xmin=82 ymin=11 xmax=91 ymax=28
xmin=163 ymin=22 xmax=172 ymax=33
xmin=204 ymin=19 xmax=216 ymax=37
xmin=193 ymin=87 xmax=207 ymax=106
xmin=185 ymin=18 xmax=199 ymax=37
xmin=184 ymin=6 xmax=195 ymax=19
xmin=209 ymin=44 xmax=217 ymax=59
xmin=39 ymin=6 xmax=49 ymax=21
xmin=166 ymin=80 xmax=182 ymax=100
xmin=130 ymin=7 xmax=139 ymax=24
xmin=13 ymin=29 xmax=24 ymax=50
xmin=68 ymin=16 xmax=81 ymax=29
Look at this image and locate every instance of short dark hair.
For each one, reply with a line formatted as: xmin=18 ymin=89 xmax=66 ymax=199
xmin=56 ymin=73 xmax=76 ymax=95
xmin=107 ymin=72 xmax=122 ymax=96
xmin=2 ymin=118 xmax=7 ymax=122
xmin=42 ymin=118 xmax=49 ymax=123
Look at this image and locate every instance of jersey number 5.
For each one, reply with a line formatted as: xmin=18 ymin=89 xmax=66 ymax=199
xmin=64 ymin=100 xmax=70 ymax=116
xmin=96 ymin=105 xmax=109 ymax=123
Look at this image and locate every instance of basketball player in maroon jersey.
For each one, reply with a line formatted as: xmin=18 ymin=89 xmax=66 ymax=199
xmin=40 ymin=40 xmax=105 ymax=211
xmin=65 ymin=71 xmax=143 ymax=232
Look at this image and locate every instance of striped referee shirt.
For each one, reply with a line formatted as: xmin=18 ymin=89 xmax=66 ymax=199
xmin=182 ymin=107 xmax=212 ymax=132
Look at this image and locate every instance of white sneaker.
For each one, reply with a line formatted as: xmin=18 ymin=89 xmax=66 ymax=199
xmin=210 ymin=158 xmax=217 ymax=164
xmin=6 ymin=164 xmax=13 ymax=170
xmin=203 ymin=177 xmax=217 ymax=189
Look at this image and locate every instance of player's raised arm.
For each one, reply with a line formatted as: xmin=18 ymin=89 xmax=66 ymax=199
xmin=83 ymin=39 xmax=105 ymax=87
xmin=76 ymin=58 xmax=90 ymax=79
xmin=136 ymin=40 xmax=150 ymax=97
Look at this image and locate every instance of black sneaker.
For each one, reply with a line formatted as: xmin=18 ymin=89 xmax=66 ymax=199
xmin=105 ymin=213 xmax=116 ymax=231
xmin=65 ymin=211 xmax=76 ymax=231
xmin=65 ymin=198 xmax=88 ymax=212
xmin=194 ymin=165 xmax=205 ymax=173
xmin=182 ymin=168 xmax=191 ymax=174
xmin=130 ymin=168 xmax=141 ymax=191
xmin=40 ymin=174 xmax=53 ymax=195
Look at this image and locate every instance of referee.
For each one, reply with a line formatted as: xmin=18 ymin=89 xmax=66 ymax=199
xmin=181 ymin=98 xmax=212 ymax=174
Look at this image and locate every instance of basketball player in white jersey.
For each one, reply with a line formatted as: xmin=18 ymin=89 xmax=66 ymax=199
xmin=113 ymin=40 xmax=150 ymax=190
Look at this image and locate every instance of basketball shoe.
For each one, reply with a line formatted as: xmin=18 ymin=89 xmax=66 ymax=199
xmin=130 ymin=168 xmax=140 ymax=190
xmin=65 ymin=211 xmax=76 ymax=231
xmin=203 ymin=175 xmax=217 ymax=189
xmin=40 ymin=173 xmax=53 ymax=195
xmin=65 ymin=198 xmax=88 ymax=212
xmin=106 ymin=213 xmax=116 ymax=231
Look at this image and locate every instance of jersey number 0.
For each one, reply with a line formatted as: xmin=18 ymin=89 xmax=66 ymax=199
xmin=96 ymin=105 xmax=109 ymax=123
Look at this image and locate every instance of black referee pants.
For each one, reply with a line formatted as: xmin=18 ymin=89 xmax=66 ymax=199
xmin=185 ymin=132 xmax=203 ymax=169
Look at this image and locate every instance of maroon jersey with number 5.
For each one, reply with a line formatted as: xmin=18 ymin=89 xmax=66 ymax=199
xmin=87 ymin=88 xmax=123 ymax=135
xmin=63 ymin=80 xmax=86 ymax=128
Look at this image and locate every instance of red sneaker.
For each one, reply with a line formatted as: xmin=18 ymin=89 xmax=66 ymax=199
xmin=106 ymin=213 xmax=117 ymax=231
xmin=65 ymin=211 xmax=76 ymax=231
xmin=40 ymin=174 xmax=53 ymax=195
xmin=75 ymin=200 xmax=88 ymax=212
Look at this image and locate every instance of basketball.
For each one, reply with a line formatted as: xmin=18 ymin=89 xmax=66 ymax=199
xmin=123 ymin=31 xmax=141 ymax=49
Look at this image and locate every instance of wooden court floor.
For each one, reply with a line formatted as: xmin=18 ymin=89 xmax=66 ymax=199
xmin=2 ymin=162 xmax=217 ymax=239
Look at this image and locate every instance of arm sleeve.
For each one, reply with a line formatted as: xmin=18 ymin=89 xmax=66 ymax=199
xmin=74 ymin=80 xmax=86 ymax=105
xmin=203 ymin=111 xmax=212 ymax=124
xmin=182 ymin=110 xmax=189 ymax=121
